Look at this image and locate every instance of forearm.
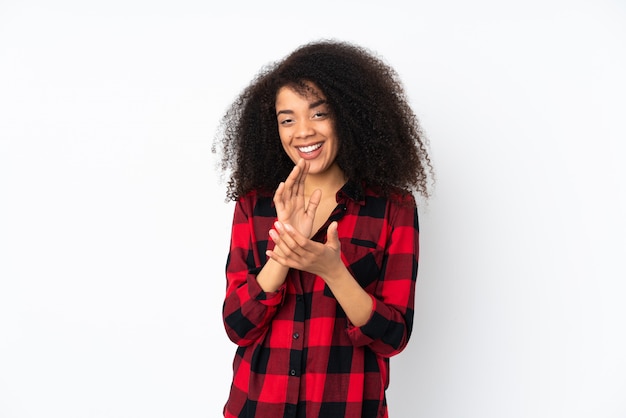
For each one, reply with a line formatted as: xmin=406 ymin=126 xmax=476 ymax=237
xmin=321 ymin=264 xmax=374 ymax=327
xmin=256 ymin=256 xmax=290 ymax=292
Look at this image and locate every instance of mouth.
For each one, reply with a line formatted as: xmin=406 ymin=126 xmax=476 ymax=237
xmin=297 ymin=143 xmax=323 ymax=154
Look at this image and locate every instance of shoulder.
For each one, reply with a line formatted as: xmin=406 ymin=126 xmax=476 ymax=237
xmin=235 ymin=190 xmax=275 ymax=216
xmin=364 ymin=186 xmax=418 ymax=230
xmin=361 ymin=185 xmax=416 ymax=209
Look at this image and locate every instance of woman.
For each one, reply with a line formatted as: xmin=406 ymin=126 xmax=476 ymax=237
xmin=213 ymin=39 xmax=433 ymax=418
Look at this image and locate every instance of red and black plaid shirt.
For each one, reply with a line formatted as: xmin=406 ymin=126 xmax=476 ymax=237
xmin=222 ymin=181 xmax=419 ymax=418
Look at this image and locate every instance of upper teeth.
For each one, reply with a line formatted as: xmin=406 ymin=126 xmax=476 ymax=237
xmin=298 ymin=143 xmax=322 ymax=153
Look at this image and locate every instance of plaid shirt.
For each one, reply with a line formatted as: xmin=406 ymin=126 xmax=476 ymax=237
xmin=222 ymin=181 xmax=419 ymax=418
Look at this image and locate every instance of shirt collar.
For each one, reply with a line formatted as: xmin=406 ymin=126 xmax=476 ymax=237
xmin=336 ymin=180 xmax=366 ymax=205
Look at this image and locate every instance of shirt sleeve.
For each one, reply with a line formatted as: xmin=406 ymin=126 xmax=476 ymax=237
xmin=222 ymin=196 xmax=285 ymax=346
xmin=346 ymin=197 xmax=419 ymax=357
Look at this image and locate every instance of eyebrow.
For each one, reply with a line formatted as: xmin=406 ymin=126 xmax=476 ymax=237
xmin=276 ymin=99 xmax=328 ymax=117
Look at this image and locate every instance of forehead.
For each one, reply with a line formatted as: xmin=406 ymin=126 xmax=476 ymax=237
xmin=276 ymin=82 xmax=326 ymax=104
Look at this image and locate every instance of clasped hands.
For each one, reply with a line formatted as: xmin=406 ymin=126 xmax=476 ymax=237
xmin=265 ymin=159 xmax=342 ymax=279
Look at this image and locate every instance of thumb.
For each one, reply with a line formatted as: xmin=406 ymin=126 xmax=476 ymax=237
xmin=326 ymin=221 xmax=341 ymax=249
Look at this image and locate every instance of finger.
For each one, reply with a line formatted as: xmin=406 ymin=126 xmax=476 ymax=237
xmin=265 ymin=249 xmax=287 ymax=266
xmin=269 ymin=221 xmax=294 ymax=254
xmin=296 ymin=159 xmax=308 ymax=197
xmin=283 ymin=160 xmax=303 ymax=197
xmin=269 ymin=228 xmax=297 ymax=258
xmin=306 ymin=188 xmax=322 ymax=218
xmin=280 ymin=222 xmax=304 ymax=245
xmin=273 ymin=222 xmax=303 ymax=256
xmin=268 ymin=228 xmax=281 ymax=245
xmin=273 ymin=181 xmax=285 ymax=210
xmin=326 ymin=221 xmax=341 ymax=250
xmin=281 ymin=223 xmax=316 ymax=255
xmin=265 ymin=248 xmax=300 ymax=269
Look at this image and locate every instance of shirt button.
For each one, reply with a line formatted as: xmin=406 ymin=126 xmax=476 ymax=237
xmin=290 ymin=369 xmax=296 ymax=376
xmin=293 ymin=332 xmax=300 ymax=339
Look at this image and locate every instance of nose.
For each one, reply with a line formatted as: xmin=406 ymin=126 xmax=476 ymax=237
xmin=294 ymin=119 xmax=315 ymax=139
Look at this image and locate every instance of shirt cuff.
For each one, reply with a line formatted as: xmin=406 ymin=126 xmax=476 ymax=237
xmin=247 ymin=272 xmax=285 ymax=306
xmin=346 ymin=294 xmax=379 ymax=346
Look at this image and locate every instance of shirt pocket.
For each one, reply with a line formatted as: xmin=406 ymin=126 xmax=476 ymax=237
xmin=342 ymin=238 xmax=383 ymax=290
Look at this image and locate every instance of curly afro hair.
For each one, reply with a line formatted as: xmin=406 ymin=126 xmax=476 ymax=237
xmin=212 ymin=39 xmax=433 ymax=202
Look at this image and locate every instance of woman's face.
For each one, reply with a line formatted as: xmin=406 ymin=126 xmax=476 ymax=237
xmin=275 ymin=83 xmax=340 ymax=176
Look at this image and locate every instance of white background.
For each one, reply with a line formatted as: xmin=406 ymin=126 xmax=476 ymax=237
xmin=1 ymin=1 xmax=625 ymax=417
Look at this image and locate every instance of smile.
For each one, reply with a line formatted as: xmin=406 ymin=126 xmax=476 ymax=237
xmin=297 ymin=143 xmax=322 ymax=153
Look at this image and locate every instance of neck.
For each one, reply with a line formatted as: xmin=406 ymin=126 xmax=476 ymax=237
xmin=304 ymin=163 xmax=347 ymax=198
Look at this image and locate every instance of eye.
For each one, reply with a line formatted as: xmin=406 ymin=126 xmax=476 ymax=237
xmin=312 ymin=111 xmax=328 ymax=119
xmin=279 ymin=117 xmax=294 ymax=125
